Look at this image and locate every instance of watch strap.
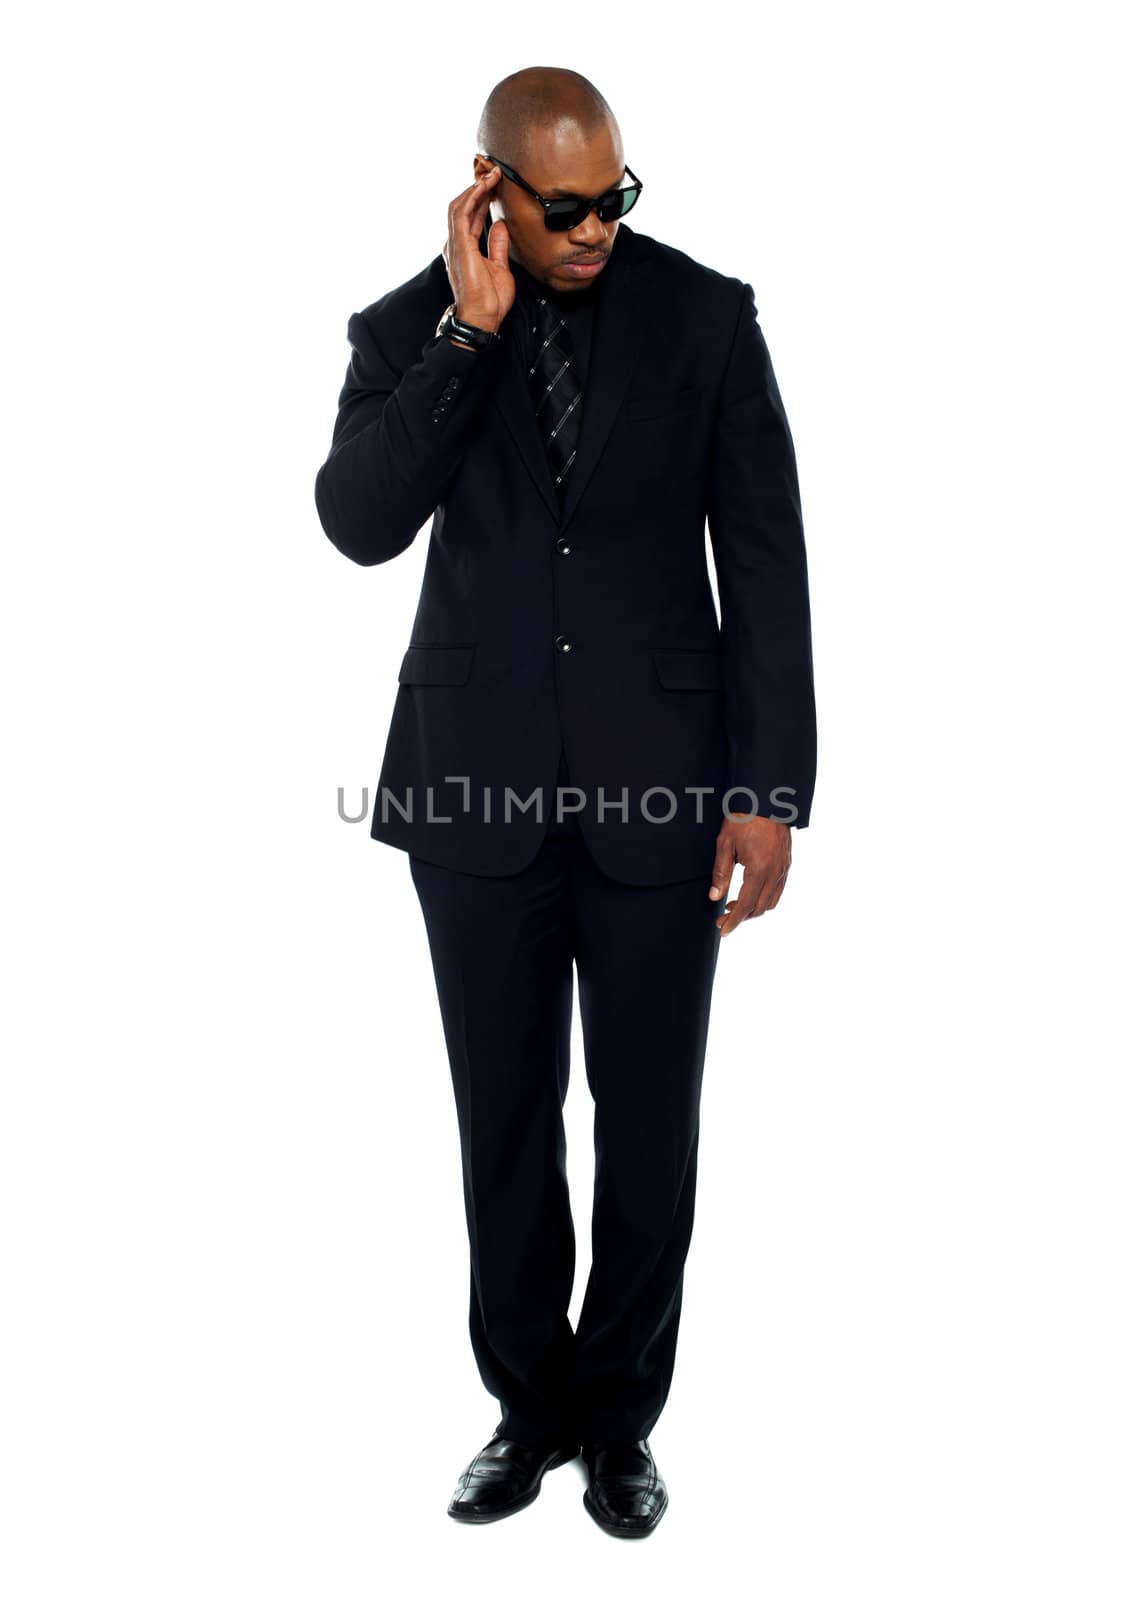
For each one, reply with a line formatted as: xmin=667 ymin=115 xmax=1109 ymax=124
xmin=435 ymin=303 xmax=501 ymax=350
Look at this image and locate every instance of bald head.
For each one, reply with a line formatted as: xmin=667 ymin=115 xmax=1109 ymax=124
xmin=472 ymin=67 xmax=628 ymax=295
xmin=477 ymin=66 xmax=616 ymax=171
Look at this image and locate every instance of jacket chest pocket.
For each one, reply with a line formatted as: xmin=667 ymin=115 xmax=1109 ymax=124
xmin=619 ymin=384 xmax=704 ymax=423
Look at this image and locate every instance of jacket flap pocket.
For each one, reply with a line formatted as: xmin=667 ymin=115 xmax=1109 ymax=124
xmin=652 ymin=648 xmax=724 ymax=691
xmin=398 ymin=643 xmax=475 ymax=685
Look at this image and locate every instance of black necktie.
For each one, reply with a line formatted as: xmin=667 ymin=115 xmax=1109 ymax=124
xmin=527 ymin=292 xmax=583 ymax=505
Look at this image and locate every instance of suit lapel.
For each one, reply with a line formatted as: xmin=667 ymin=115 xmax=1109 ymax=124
xmin=478 ymin=221 xmax=648 ymax=530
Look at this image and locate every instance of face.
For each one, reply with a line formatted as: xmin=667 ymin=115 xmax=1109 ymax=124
xmin=476 ymin=122 xmax=626 ymax=294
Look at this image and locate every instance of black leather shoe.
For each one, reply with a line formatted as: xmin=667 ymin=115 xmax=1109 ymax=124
xmin=447 ymin=1430 xmax=580 ymax=1523
xmin=581 ymin=1438 xmax=668 ymax=1537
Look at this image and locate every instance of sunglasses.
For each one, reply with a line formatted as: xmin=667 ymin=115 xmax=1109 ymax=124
xmin=482 ymin=153 xmax=643 ymax=232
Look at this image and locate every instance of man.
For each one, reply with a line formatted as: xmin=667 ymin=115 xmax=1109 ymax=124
xmin=314 ymin=66 xmax=816 ymax=1538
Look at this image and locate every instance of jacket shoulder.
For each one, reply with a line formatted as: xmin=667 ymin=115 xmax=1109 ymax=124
xmin=357 ymin=250 xmax=449 ymax=322
xmin=350 ymin=251 xmax=451 ymax=368
xmin=620 ymin=227 xmax=752 ymax=342
xmin=624 ymin=225 xmax=748 ymax=300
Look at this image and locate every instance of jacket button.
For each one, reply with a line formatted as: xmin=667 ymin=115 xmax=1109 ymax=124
xmin=555 ymin=537 xmax=572 ymax=555
xmin=554 ymin=635 xmax=573 ymax=653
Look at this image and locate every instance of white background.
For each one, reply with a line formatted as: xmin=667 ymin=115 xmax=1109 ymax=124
xmin=3 ymin=2 xmax=1125 ymax=1594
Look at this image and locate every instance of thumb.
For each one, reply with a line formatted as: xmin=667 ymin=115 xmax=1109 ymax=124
xmin=488 ymin=218 xmax=509 ymax=264
xmin=709 ymin=842 xmax=734 ymax=902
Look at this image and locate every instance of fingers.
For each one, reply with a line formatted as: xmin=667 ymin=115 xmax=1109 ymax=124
xmin=715 ymin=876 xmax=759 ymax=936
xmin=715 ymin=864 xmax=790 ymax=935
xmin=762 ymin=866 xmax=790 ymax=914
xmin=449 ymin=165 xmax=500 ymax=237
xmin=471 ymin=168 xmax=501 ymax=241
xmin=445 ymin=169 xmax=495 ymax=284
xmin=752 ymin=870 xmax=777 ymax=921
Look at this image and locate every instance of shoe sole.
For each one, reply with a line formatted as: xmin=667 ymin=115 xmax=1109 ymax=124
xmin=447 ymin=1444 xmax=581 ymax=1524
xmin=582 ymin=1486 xmax=668 ymax=1538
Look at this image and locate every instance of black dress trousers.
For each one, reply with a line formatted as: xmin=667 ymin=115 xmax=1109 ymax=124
xmin=408 ymin=746 xmax=722 ymax=1445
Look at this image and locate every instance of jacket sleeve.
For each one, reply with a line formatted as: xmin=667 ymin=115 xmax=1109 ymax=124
xmin=314 ymin=307 xmax=504 ymax=566
xmin=706 ymin=282 xmax=817 ymax=827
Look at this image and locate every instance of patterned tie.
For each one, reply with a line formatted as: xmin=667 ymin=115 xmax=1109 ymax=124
xmin=527 ymin=292 xmax=583 ymax=505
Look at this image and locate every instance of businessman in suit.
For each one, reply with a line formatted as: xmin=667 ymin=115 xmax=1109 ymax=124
xmin=314 ymin=67 xmax=816 ymax=1537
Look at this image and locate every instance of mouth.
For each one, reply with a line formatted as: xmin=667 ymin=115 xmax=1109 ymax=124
xmin=560 ymin=256 xmax=607 ymax=277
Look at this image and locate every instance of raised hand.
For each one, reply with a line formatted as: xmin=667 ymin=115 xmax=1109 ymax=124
xmin=442 ymin=164 xmax=514 ymax=334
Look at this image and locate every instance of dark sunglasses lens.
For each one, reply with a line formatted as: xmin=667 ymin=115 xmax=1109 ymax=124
xmin=544 ymin=200 xmax=584 ymax=231
xmin=543 ymin=184 xmax=641 ymax=229
xmin=600 ymin=185 xmax=640 ymax=221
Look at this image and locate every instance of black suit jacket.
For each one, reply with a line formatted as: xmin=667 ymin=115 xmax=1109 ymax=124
xmin=315 ymin=220 xmax=816 ymax=885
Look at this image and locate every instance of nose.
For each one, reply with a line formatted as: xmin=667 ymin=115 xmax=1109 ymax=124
xmin=569 ymin=211 xmax=610 ymax=251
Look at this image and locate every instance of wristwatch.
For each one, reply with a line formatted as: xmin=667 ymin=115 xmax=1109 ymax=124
xmin=435 ymin=303 xmax=501 ymax=351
